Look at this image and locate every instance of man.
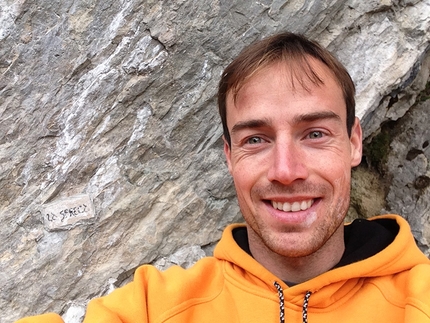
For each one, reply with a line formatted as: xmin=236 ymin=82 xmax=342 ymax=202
xmin=17 ymin=32 xmax=430 ymax=323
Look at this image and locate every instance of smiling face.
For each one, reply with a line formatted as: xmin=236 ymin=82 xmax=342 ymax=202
xmin=224 ymin=59 xmax=362 ymax=261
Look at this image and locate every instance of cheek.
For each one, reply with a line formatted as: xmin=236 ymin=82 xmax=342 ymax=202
xmin=232 ymin=168 xmax=254 ymax=193
xmin=316 ymin=156 xmax=351 ymax=194
xmin=336 ymin=160 xmax=352 ymax=186
xmin=332 ymin=167 xmax=350 ymax=189
xmin=231 ymin=155 xmax=264 ymax=182
xmin=318 ymin=155 xmax=351 ymax=187
xmin=231 ymin=162 xmax=265 ymax=206
xmin=330 ymin=167 xmax=352 ymax=220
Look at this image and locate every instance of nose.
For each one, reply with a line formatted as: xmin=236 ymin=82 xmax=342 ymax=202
xmin=267 ymin=139 xmax=309 ymax=185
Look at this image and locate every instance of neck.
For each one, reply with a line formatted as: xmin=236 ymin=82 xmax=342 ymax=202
xmin=248 ymin=226 xmax=345 ymax=284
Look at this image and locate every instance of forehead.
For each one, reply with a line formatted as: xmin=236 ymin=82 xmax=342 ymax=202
xmin=225 ymin=59 xmax=346 ymax=126
xmin=235 ymin=57 xmax=340 ymax=98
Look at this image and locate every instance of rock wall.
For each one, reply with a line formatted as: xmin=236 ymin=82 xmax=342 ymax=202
xmin=0 ymin=0 xmax=429 ymax=322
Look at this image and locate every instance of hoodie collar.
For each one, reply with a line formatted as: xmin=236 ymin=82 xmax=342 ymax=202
xmin=214 ymin=215 xmax=429 ymax=292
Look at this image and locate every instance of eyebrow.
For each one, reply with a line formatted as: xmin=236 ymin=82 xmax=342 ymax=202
xmin=292 ymin=111 xmax=342 ymax=124
xmin=231 ymin=118 xmax=273 ymax=135
xmin=230 ymin=111 xmax=342 ymax=134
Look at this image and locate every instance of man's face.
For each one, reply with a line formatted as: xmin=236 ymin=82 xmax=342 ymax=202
xmin=224 ymin=59 xmax=362 ymax=259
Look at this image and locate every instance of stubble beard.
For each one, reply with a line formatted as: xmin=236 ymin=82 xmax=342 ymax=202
xmin=247 ymin=181 xmax=349 ymax=259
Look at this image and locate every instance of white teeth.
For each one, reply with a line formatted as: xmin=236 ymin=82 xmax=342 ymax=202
xmin=291 ymin=202 xmax=301 ymax=212
xmin=271 ymin=199 xmax=314 ymax=212
xmin=300 ymin=200 xmax=308 ymax=210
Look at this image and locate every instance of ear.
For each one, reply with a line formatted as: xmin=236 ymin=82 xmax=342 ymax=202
xmin=349 ymin=117 xmax=363 ymax=167
xmin=223 ymin=136 xmax=233 ymax=174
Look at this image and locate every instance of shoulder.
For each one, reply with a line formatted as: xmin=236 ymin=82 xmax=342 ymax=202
xmin=390 ymin=264 xmax=430 ymax=317
xmin=85 ymin=257 xmax=227 ymax=322
xmin=14 ymin=313 xmax=64 ymax=323
xmin=132 ymin=257 xmax=226 ymax=306
xmin=402 ymin=263 xmax=430 ymax=297
xmin=134 ymin=256 xmax=224 ymax=290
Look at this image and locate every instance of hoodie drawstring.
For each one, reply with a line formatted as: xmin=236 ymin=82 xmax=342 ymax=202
xmin=274 ymin=282 xmax=285 ymax=323
xmin=302 ymin=291 xmax=312 ymax=323
xmin=274 ymin=282 xmax=313 ymax=323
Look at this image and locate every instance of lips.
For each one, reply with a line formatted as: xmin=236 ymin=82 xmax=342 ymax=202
xmin=271 ymin=199 xmax=314 ymax=212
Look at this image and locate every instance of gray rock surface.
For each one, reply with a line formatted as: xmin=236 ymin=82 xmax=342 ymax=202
xmin=386 ymin=99 xmax=430 ymax=256
xmin=0 ymin=0 xmax=429 ymax=322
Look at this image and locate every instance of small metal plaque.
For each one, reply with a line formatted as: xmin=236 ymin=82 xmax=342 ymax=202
xmin=41 ymin=194 xmax=95 ymax=231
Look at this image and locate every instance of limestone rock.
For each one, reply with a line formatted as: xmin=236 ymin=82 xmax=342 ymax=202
xmin=0 ymin=0 xmax=429 ymax=322
xmin=348 ymin=166 xmax=387 ymax=223
xmin=385 ymin=99 xmax=430 ymax=256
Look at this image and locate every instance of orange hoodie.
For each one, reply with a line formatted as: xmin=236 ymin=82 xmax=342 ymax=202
xmin=17 ymin=215 xmax=430 ymax=323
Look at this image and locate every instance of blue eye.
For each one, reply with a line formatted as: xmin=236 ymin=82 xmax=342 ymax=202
xmin=246 ymin=137 xmax=263 ymax=144
xmin=308 ymin=131 xmax=323 ymax=139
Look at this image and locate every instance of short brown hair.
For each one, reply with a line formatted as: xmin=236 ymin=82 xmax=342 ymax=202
xmin=218 ymin=32 xmax=356 ymax=146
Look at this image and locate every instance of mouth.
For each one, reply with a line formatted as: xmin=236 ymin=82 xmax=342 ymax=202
xmin=271 ymin=199 xmax=314 ymax=212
